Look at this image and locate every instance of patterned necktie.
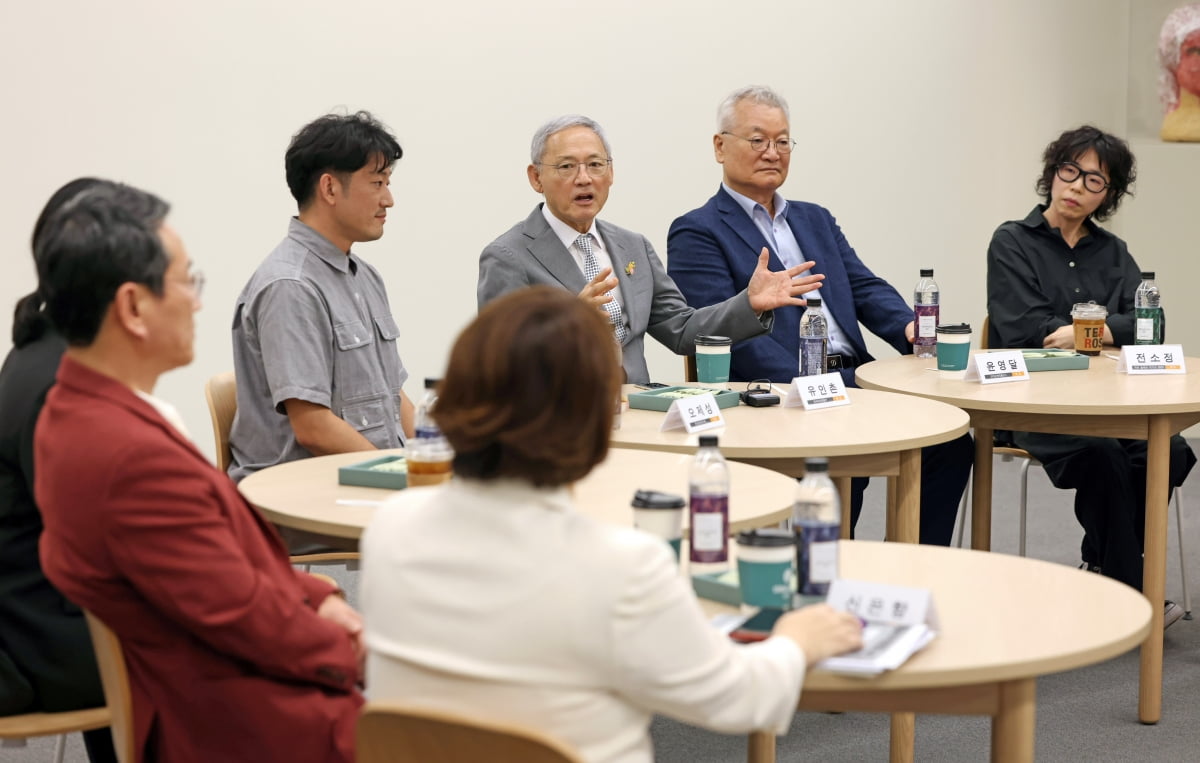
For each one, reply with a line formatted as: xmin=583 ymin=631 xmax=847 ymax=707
xmin=576 ymin=233 xmax=629 ymax=343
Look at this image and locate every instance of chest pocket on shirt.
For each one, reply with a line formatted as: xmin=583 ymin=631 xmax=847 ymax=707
xmin=374 ymin=315 xmax=401 ymax=343
xmin=334 ymin=320 xmax=373 ymax=351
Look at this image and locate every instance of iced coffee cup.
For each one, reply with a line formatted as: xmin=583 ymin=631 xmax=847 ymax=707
xmin=1071 ymin=302 xmax=1107 ymax=356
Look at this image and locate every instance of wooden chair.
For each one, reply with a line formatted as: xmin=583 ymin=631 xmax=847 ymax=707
xmin=955 ymin=318 xmax=1191 ymax=616
xmin=356 ymin=703 xmax=584 ymax=763
xmin=0 ymin=706 xmax=110 ymax=763
xmin=204 ymin=372 xmax=359 ymax=570
xmin=683 ymin=354 xmax=697 ymax=383
xmin=83 ymin=613 xmax=135 ymax=763
xmin=203 ymin=371 xmax=238 ymax=473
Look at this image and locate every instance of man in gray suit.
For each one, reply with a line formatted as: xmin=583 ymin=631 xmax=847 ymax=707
xmin=477 ymin=115 xmax=823 ymax=384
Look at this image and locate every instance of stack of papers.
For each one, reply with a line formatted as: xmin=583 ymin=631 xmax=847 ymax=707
xmin=817 ymin=622 xmax=935 ymax=676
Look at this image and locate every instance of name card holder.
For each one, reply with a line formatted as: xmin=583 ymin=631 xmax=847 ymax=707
xmin=964 ymin=350 xmax=1030 ymax=384
xmin=818 ymin=579 xmax=939 ymax=675
xmin=1117 ymin=344 xmax=1186 ymax=375
xmin=660 ymin=391 xmax=726 ymax=433
xmin=784 ymin=373 xmax=852 ymax=410
xmin=825 ymin=578 xmax=939 ymax=628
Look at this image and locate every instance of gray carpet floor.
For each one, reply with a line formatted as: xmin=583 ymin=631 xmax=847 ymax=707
xmin=5 ymin=442 xmax=1199 ymax=762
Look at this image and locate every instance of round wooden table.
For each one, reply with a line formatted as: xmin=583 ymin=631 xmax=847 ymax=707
xmin=238 ymin=447 xmax=800 ymax=539
xmin=613 ymin=385 xmax=970 ymax=545
xmin=855 ymin=354 xmax=1200 ymax=725
xmin=713 ymin=540 xmax=1152 ymax=763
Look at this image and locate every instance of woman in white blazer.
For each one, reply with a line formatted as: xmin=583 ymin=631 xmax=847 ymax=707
xmin=361 ymin=286 xmax=861 ymax=763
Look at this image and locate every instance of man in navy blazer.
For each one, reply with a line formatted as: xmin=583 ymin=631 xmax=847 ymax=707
xmin=668 ymin=86 xmax=972 ymax=545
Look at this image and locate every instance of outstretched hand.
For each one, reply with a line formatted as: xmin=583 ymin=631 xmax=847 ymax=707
xmin=746 ymin=248 xmax=824 ymax=313
xmin=579 ymin=266 xmax=619 ymax=312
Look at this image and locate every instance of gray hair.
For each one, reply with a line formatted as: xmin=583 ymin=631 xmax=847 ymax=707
xmin=716 ymin=86 xmax=790 ymax=132
xmin=530 ymin=115 xmax=613 ymax=165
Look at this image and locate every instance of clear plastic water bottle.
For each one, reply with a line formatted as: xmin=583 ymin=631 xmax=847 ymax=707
xmin=689 ymin=435 xmax=730 ymax=574
xmin=409 ymin=378 xmax=454 ymax=486
xmin=414 ymin=378 xmax=442 ymax=439
xmin=793 ymin=457 xmax=840 ymax=600
xmin=798 ymin=296 xmax=828 ymax=376
xmin=1134 ymin=271 xmax=1162 ymax=345
xmin=913 ymin=268 xmax=940 ymax=358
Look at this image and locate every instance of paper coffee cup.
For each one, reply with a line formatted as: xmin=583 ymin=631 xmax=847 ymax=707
xmin=694 ymin=335 xmax=732 ymax=389
xmin=935 ymin=323 xmax=972 ymax=377
xmin=631 ymin=490 xmax=685 ymax=559
xmin=735 ymin=529 xmax=795 ymax=609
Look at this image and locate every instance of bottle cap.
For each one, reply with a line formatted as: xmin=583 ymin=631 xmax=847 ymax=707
xmin=920 ymin=268 xmax=934 ymax=277
xmin=1141 ymin=271 xmax=1156 ymax=280
xmin=804 ymin=456 xmax=829 ymax=472
xmin=424 ymin=378 xmax=439 ymax=388
xmin=698 ymin=435 xmax=719 ymax=447
xmin=806 ymin=297 xmax=822 ymax=308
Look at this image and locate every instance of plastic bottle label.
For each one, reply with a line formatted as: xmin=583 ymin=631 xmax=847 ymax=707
xmin=914 ymin=305 xmax=939 ymax=341
xmin=795 ymin=519 xmax=840 ymax=595
xmin=690 ymin=495 xmax=728 ymax=562
xmin=1135 ymin=309 xmax=1161 ymax=344
xmin=799 ymin=336 xmax=827 ymax=376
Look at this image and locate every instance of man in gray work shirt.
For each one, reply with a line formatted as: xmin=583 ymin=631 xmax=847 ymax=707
xmin=229 ymin=111 xmax=414 ymax=486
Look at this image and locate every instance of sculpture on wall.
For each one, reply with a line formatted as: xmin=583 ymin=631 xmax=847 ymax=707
xmin=1159 ymin=3 xmax=1200 ymax=141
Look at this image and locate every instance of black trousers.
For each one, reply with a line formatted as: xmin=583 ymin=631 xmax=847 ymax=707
xmin=1010 ymin=432 xmax=1195 ymax=591
xmin=846 ymin=433 xmax=974 ymax=546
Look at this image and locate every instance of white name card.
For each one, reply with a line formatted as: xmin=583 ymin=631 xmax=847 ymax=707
xmin=964 ymin=350 xmax=1030 ymax=384
xmin=660 ymin=391 xmax=726 ymax=433
xmin=784 ymin=373 xmax=852 ymax=410
xmin=824 ymin=579 xmax=939 ymax=629
xmin=1117 ymin=344 xmax=1186 ymax=375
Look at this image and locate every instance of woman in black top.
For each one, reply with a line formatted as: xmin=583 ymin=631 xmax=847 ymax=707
xmin=986 ymin=126 xmax=1196 ymax=624
xmin=0 ymin=177 xmax=117 ymax=762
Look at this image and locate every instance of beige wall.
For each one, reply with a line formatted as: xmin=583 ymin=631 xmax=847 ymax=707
xmin=0 ymin=0 xmax=1141 ymax=460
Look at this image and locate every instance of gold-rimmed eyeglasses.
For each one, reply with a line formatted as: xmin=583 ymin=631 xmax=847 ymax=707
xmin=537 ymin=159 xmax=613 ymax=179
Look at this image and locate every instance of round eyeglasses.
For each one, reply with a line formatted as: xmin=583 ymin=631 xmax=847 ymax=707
xmin=1056 ymin=162 xmax=1109 ymax=193
xmin=720 ymin=132 xmax=796 ymax=154
xmin=537 ymin=159 xmax=612 ymax=179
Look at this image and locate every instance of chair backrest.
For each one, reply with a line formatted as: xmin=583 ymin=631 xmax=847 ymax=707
xmin=356 ymin=703 xmax=584 ymax=763
xmin=204 ymin=372 xmax=237 ymax=473
xmin=980 ymin=316 xmax=991 ymax=350
xmin=0 ymin=706 xmax=109 ymax=743
xmin=683 ymin=354 xmax=698 ymax=383
xmin=84 ymin=612 xmax=135 ymax=763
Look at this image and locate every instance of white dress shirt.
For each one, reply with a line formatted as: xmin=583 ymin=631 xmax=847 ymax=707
xmin=362 ymin=477 xmax=807 ymax=763
xmin=541 ymin=204 xmax=628 ymax=314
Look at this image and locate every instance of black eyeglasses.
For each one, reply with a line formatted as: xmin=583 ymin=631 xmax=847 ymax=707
xmin=720 ymin=132 xmax=796 ymax=154
xmin=1056 ymin=162 xmax=1109 ymax=193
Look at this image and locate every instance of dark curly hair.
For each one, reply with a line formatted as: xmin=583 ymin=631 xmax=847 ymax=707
xmin=1036 ymin=125 xmax=1136 ymax=222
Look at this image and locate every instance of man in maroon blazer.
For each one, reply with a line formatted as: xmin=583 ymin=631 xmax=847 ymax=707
xmin=32 ymin=184 xmax=363 ymax=762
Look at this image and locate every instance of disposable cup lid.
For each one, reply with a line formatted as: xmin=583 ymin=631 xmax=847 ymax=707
xmin=736 ymin=528 xmax=794 ymax=547
xmin=935 ymin=323 xmax=972 ymax=335
xmin=631 ymin=490 xmax=685 ymax=509
xmin=694 ymin=335 xmax=731 ymax=347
